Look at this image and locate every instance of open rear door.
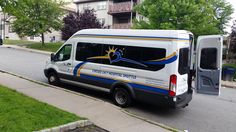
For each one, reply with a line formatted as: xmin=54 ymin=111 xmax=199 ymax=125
xmin=196 ymin=35 xmax=223 ymax=95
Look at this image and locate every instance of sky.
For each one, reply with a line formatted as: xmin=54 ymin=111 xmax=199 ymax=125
xmin=226 ymin=0 xmax=236 ymax=33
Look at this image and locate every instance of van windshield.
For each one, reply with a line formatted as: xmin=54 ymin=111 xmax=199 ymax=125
xmin=179 ymin=48 xmax=189 ymax=75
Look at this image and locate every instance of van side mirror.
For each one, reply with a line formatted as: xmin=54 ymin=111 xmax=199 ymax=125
xmin=51 ymin=53 xmax=55 ymax=61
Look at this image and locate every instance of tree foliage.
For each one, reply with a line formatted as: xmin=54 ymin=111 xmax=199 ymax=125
xmin=0 ymin=0 xmax=64 ymax=46
xmin=0 ymin=0 xmax=17 ymax=12
xmin=230 ymin=20 xmax=236 ymax=53
xmin=134 ymin=0 xmax=233 ymax=37
xmin=61 ymin=9 xmax=102 ymax=40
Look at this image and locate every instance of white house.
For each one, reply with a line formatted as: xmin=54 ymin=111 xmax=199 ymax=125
xmin=74 ymin=0 xmax=142 ymax=29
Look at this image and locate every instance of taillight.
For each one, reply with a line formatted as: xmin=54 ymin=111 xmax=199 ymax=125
xmin=169 ymin=74 xmax=177 ymax=97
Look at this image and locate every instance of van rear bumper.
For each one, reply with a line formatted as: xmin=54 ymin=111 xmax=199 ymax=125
xmin=171 ymin=91 xmax=192 ymax=108
xmin=134 ymin=89 xmax=192 ymax=108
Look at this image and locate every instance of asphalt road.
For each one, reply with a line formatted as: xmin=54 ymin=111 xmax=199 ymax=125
xmin=0 ymin=46 xmax=236 ymax=132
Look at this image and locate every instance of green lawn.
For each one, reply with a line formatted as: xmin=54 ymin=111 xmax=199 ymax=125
xmin=0 ymin=85 xmax=81 ymax=132
xmin=223 ymin=63 xmax=236 ymax=69
xmin=26 ymin=42 xmax=63 ymax=52
xmin=4 ymin=39 xmax=38 ymax=45
xmin=4 ymin=39 xmax=63 ymax=52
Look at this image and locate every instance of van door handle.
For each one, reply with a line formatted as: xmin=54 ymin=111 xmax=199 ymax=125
xmin=67 ymin=63 xmax=71 ymax=66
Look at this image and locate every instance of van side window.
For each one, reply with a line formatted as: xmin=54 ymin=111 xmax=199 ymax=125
xmin=101 ymin=45 xmax=166 ymax=71
xmin=141 ymin=47 xmax=166 ymax=71
xmin=75 ymin=42 xmax=166 ymax=71
xmin=55 ymin=44 xmax=72 ymax=61
xmin=101 ymin=44 xmax=126 ymax=66
xmin=76 ymin=43 xmax=102 ymax=63
xmin=179 ymin=48 xmax=189 ymax=75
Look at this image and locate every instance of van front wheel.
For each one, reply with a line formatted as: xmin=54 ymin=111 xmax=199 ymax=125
xmin=48 ymin=72 xmax=60 ymax=86
xmin=113 ymin=88 xmax=132 ymax=108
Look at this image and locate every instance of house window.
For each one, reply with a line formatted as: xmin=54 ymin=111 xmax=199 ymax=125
xmin=30 ymin=36 xmax=34 ymax=40
xmin=98 ymin=18 xmax=106 ymax=25
xmin=9 ymin=23 xmax=13 ymax=33
xmin=97 ymin=1 xmax=107 ymax=10
xmin=83 ymin=4 xmax=91 ymax=10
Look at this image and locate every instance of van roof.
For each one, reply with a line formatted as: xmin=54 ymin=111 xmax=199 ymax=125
xmin=72 ymin=29 xmax=192 ymax=40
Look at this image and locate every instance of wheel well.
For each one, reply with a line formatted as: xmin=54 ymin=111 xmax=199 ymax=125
xmin=111 ymin=83 xmax=135 ymax=99
xmin=47 ymin=68 xmax=57 ymax=77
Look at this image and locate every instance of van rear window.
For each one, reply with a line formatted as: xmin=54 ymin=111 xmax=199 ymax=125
xmin=178 ymin=48 xmax=189 ymax=75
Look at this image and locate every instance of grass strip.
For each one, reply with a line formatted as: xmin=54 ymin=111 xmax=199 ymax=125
xmin=4 ymin=39 xmax=38 ymax=45
xmin=0 ymin=85 xmax=81 ymax=132
xmin=26 ymin=42 xmax=63 ymax=52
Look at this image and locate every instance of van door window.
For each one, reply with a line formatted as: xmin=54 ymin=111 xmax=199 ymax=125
xmin=55 ymin=44 xmax=72 ymax=61
xmin=200 ymin=48 xmax=217 ymax=70
xmin=179 ymin=48 xmax=189 ymax=75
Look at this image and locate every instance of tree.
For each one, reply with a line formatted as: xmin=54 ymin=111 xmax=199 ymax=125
xmin=0 ymin=0 xmax=64 ymax=46
xmin=0 ymin=0 xmax=17 ymax=12
xmin=133 ymin=0 xmax=233 ymax=37
xmin=61 ymin=9 xmax=102 ymax=40
xmin=229 ymin=20 xmax=236 ymax=54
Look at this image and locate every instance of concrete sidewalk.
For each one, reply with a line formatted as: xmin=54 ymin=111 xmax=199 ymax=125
xmin=0 ymin=72 xmax=173 ymax=132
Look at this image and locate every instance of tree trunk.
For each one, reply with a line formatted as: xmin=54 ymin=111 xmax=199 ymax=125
xmin=41 ymin=33 xmax=45 ymax=46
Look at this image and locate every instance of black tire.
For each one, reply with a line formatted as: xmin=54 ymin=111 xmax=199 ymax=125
xmin=113 ymin=87 xmax=132 ymax=108
xmin=48 ymin=72 xmax=60 ymax=86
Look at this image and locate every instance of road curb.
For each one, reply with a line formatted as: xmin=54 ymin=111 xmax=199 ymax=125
xmin=3 ymin=45 xmax=51 ymax=55
xmin=222 ymin=84 xmax=236 ymax=89
xmin=221 ymin=81 xmax=236 ymax=89
xmin=122 ymin=110 xmax=181 ymax=132
xmin=0 ymin=69 xmax=181 ymax=132
xmin=34 ymin=120 xmax=93 ymax=132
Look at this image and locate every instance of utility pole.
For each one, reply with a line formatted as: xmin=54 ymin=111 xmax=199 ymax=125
xmin=3 ymin=13 xmax=5 ymax=40
xmin=0 ymin=8 xmax=2 ymax=39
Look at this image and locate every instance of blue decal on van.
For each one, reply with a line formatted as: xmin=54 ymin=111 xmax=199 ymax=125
xmin=73 ymin=61 xmax=87 ymax=76
xmin=73 ymin=48 xmax=178 ymax=76
xmin=143 ymin=55 xmax=178 ymax=65
xmin=87 ymin=46 xmax=147 ymax=67
xmin=80 ymin=73 xmax=169 ymax=95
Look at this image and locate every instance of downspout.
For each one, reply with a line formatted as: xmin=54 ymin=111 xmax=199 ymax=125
xmin=130 ymin=0 xmax=133 ymax=28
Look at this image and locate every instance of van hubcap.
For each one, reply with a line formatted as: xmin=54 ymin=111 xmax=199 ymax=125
xmin=49 ymin=76 xmax=56 ymax=82
xmin=115 ymin=91 xmax=127 ymax=105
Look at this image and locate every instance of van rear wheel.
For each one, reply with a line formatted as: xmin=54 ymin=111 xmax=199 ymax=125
xmin=113 ymin=88 xmax=132 ymax=108
xmin=48 ymin=72 xmax=60 ymax=86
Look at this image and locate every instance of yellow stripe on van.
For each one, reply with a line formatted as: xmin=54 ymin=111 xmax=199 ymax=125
xmin=73 ymin=35 xmax=189 ymax=42
xmin=149 ymin=51 xmax=177 ymax=61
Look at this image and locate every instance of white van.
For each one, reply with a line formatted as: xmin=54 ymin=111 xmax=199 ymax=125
xmin=44 ymin=29 xmax=222 ymax=108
